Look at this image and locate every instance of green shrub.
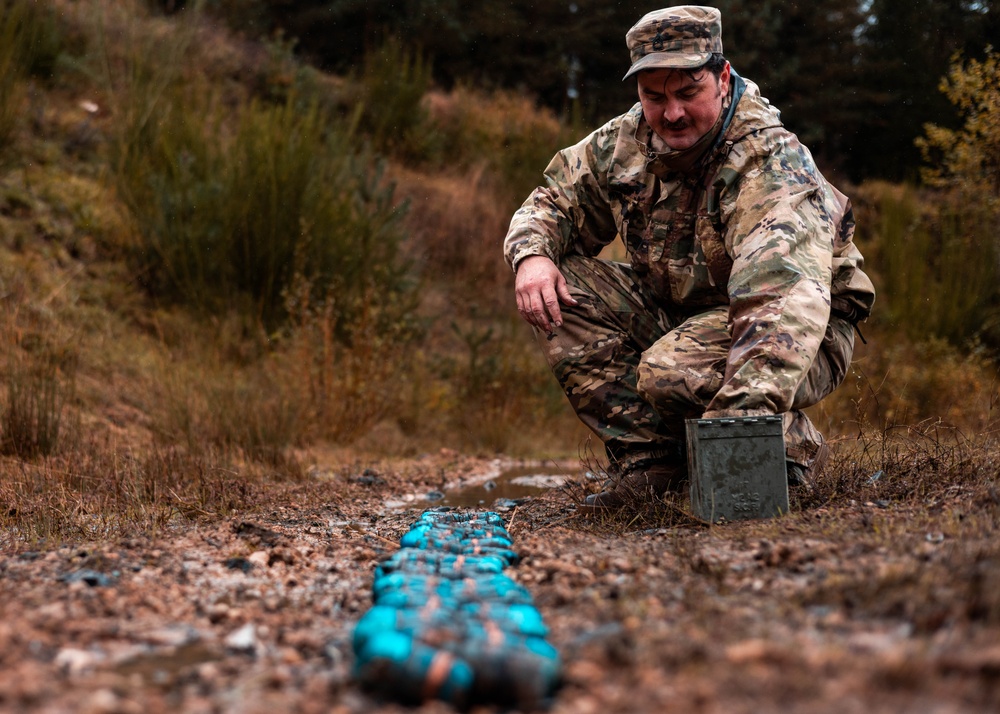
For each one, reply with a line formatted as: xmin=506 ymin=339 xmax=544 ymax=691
xmin=201 ymin=0 xmax=269 ymax=38
xmin=911 ymin=47 xmax=1000 ymax=353
xmin=357 ymin=35 xmax=436 ymax=161
xmin=109 ymin=57 xmax=416 ymax=332
xmin=226 ymin=98 xmax=415 ymax=329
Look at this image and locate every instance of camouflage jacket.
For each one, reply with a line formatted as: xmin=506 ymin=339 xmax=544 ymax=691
xmin=504 ymin=73 xmax=876 ymax=415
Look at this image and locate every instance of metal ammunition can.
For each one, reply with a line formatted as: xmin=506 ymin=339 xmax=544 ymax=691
xmin=686 ymin=415 xmax=788 ymax=522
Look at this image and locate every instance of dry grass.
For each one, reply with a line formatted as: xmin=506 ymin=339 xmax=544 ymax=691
xmin=392 ymin=164 xmax=515 ymax=310
xmin=560 ymin=414 xmax=1000 ymax=537
xmin=802 ymin=420 xmax=1000 ymax=509
xmin=0 ymin=436 xmax=275 ymax=548
xmin=424 ymin=85 xmax=578 ymax=203
xmin=806 ymin=332 xmax=999 ymax=441
xmin=1 ymin=0 xmax=998 ymax=552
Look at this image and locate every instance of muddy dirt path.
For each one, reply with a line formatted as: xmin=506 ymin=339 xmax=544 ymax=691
xmin=2 ymin=451 xmax=999 ymax=713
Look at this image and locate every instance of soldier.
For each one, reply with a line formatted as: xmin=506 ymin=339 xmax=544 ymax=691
xmin=503 ymin=6 xmax=875 ymax=510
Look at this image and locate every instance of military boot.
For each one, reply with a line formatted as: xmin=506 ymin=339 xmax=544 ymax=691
xmin=581 ymin=460 xmax=687 ymax=512
xmin=787 ymin=441 xmax=830 ymax=489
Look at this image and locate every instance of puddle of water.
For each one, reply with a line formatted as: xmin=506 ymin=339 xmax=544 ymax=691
xmin=439 ymin=465 xmax=573 ymax=508
xmin=115 ymin=643 xmax=218 ymax=682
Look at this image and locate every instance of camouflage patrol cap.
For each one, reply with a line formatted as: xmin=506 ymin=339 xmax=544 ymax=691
xmin=623 ymin=6 xmax=723 ymax=81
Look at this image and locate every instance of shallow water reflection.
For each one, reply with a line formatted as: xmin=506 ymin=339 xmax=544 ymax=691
xmin=439 ymin=465 xmax=572 ymax=508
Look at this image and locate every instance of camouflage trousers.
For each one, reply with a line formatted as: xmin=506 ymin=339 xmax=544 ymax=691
xmin=535 ymin=254 xmax=855 ymax=471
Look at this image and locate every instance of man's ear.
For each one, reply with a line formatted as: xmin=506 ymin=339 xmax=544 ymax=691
xmin=719 ymin=61 xmax=732 ymax=96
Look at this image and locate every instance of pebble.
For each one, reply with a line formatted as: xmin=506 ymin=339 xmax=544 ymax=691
xmin=224 ymin=623 xmax=258 ymax=653
xmin=60 ymin=569 xmax=117 ymax=588
xmin=247 ymin=551 xmax=270 ymax=568
xmin=143 ymin=626 xmax=197 ymax=647
xmin=55 ymin=647 xmax=100 ymax=675
xmin=82 ymin=688 xmax=118 ymax=714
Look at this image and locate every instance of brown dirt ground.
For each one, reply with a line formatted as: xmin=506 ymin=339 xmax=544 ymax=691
xmin=2 ymin=447 xmax=999 ymax=714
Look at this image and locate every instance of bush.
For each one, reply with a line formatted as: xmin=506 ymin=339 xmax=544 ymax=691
xmin=279 ymin=272 xmax=421 ymax=443
xmin=917 ymin=46 xmax=1000 ymax=207
xmin=812 ymin=334 xmax=999 ymax=436
xmin=357 ymin=35 xmax=436 ymax=161
xmin=108 ymin=36 xmax=416 ymax=333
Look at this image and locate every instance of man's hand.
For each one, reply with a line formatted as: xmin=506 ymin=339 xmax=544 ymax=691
xmin=514 ymin=255 xmax=578 ymax=332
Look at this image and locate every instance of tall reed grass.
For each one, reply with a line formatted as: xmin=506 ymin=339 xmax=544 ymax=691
xmin=868 ymin=183 xmax=997 ymax=346
xmin=1 ymin=341 xmax=77 ymax=458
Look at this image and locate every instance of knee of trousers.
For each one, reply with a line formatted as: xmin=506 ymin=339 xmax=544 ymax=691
xmin=635 ymin=356 xmax=719 ymax=415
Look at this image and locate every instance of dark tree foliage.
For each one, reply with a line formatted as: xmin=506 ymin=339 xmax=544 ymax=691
xmin=711 ymin=0 xmax=873 ymax=178
xmin=856 ymin=0 xmax=999 ymax=181
xmin=205 ymin=0 xmax=998 ymax=181
xmin=254 ymin=0 xmax=648 ymax=124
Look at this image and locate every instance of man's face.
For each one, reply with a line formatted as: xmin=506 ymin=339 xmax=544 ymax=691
xmin=637 ymin=63 xmax=731 ymax=151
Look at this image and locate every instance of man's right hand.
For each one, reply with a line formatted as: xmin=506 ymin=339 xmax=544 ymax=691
xmin=514 ymin=255 xmax=578 ymax=332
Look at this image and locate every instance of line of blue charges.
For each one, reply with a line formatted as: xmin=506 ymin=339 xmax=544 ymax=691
xmin=352 ymin=509 xmax=561 ymax=709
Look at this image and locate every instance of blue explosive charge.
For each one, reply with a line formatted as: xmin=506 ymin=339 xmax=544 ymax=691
xmin=352 ymin=509 xmax=562 ymax=709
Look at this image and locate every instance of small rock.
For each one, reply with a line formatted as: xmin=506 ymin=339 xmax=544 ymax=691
xmin=725 ymin=639 xmax=774 ymax=664
xmin=324 ymin=640 xmax=346 ymax=666
xmin=143 ymin=626 xmax=197 ymax=648
xmin=55 ymin=647 xmax=100 ymax=675
xmin=269 ymin=547 xmax=296 ymax=566
xmin=205 ymin=604 xmax=232 ymax=623
xmin=196 ymin=661 xmax=221 ymax=684
xmin=564 ymin=659 xmax=605 ymax=685
xmin=225 ymin=623 xmax=258 ymax=653
xmin=82 ymin=688 xmax=131 ymax=714
xmin=350 ymin=469 xmax=385 ymax=486
xmin=608 ymin=557 xmax=634 ymax=573
xmin=247 ymin=551 xmax=270 ymax=568
xmin=59 ymin=569 xmax=116 ymax=588
xmin=224 ymin=557 xmax=253 ymax=573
